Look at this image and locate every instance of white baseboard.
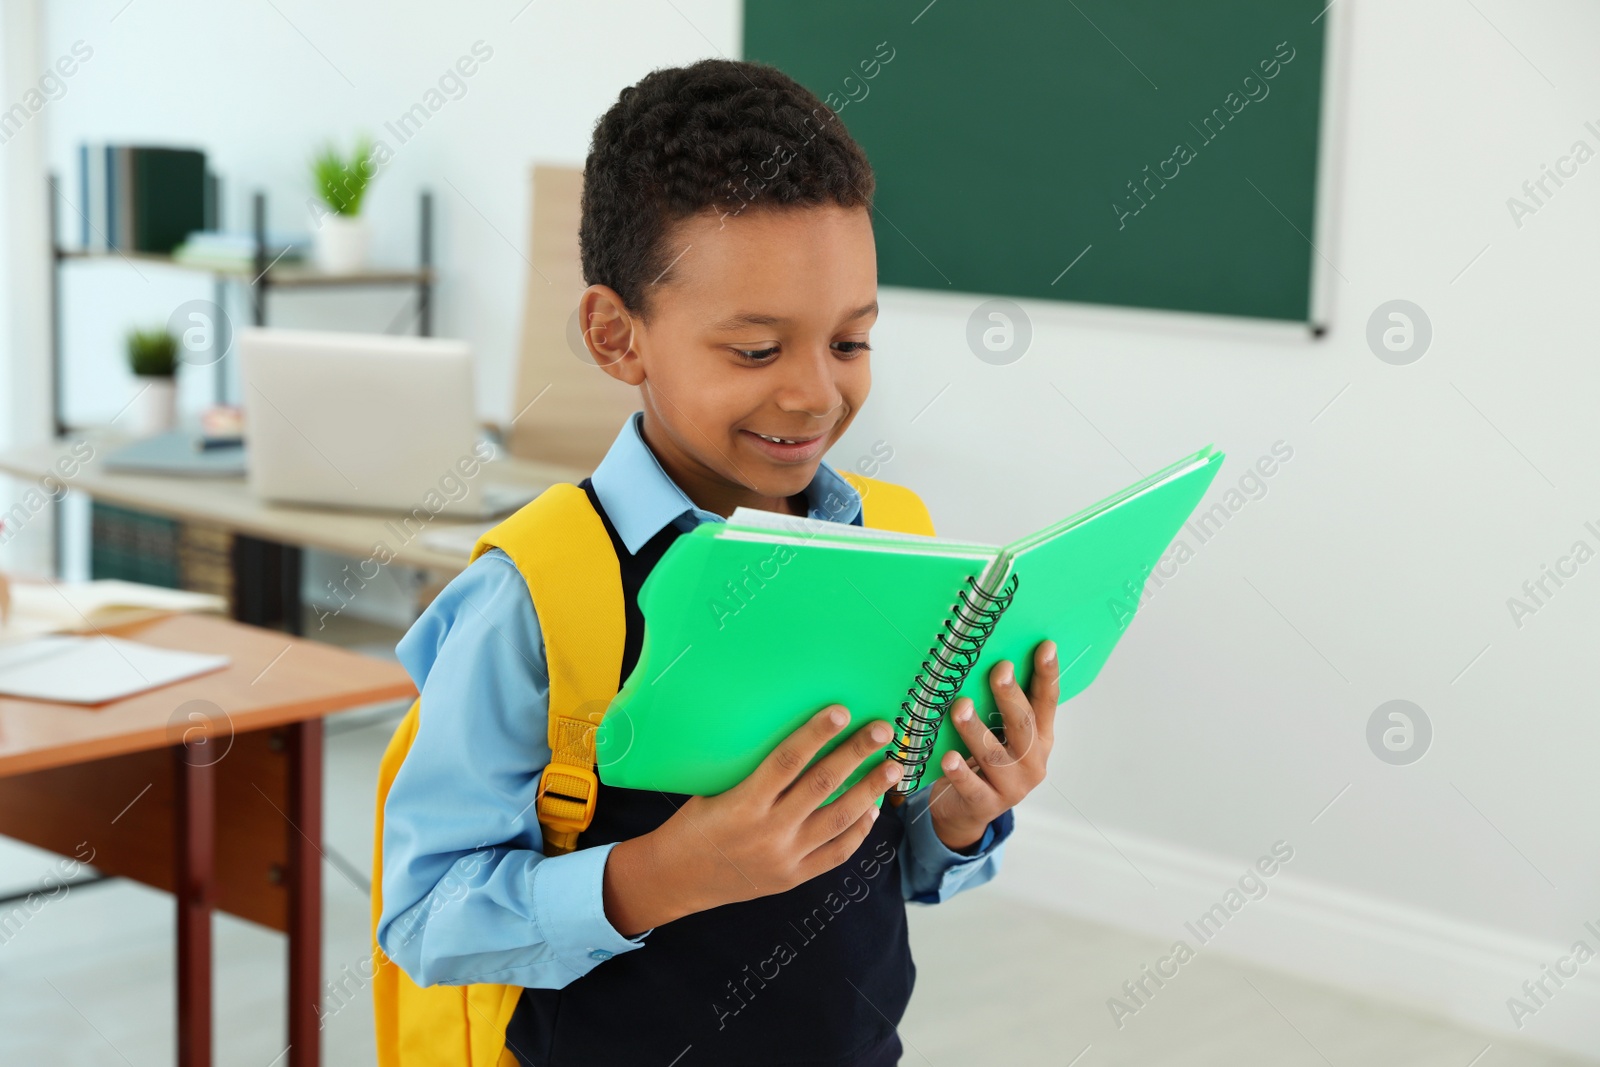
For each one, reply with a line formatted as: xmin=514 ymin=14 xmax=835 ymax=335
xmin=996 ymin=808 xmax=1600 ymax=1060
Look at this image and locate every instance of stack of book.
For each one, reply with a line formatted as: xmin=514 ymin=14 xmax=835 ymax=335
xmin=172 ymin=231 xmax=309 ymax=270
xmin=77 ymin=143 xmax=211 ymax=255
xmin=177 ymin=521 xmax=237 ymax=608
xmin=90 ymin=502 xmax=237 ymax=614
xmin=90 ymin=501 xmax=183 ymax=587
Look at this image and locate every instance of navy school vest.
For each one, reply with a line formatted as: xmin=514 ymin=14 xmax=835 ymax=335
xmin=504 ymin=480 xmax=914 ymax=1067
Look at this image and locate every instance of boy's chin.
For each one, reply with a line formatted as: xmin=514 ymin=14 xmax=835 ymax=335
xmin=738 ymin=458 xmax=823 ymax=500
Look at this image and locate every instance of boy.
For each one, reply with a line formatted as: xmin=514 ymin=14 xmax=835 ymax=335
xmin=375 ymin=58 xmax=1061 ymax=1067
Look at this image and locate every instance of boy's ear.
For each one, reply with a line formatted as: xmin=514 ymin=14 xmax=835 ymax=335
xmin=578 ymin=285 xmax=644 ymax=386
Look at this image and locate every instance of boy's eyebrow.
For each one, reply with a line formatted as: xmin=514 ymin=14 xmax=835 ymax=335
xmin=708 ymin=301 xmax=878 ymax=332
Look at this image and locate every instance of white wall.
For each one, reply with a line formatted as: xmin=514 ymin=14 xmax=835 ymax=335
xmin=20 ymin=0 xmax=1600 ymax=1054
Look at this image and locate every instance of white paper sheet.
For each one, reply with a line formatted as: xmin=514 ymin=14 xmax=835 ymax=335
xmin=0 ymin=635 xmax=230 ymax=703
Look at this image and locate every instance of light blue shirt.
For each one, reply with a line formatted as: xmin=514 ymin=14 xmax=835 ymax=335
xmin=378 ymin=412 xmax=1013 ymax=988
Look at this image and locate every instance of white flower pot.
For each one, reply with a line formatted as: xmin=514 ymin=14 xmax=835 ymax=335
xmin=131 ymin=377 xmax=177 ymax=436
xmin=313 ymin=212 xmax=370 ymax=275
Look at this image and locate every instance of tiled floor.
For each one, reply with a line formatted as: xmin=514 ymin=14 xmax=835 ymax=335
xmin=0 ymin=619 xmax=1592 ymax=1066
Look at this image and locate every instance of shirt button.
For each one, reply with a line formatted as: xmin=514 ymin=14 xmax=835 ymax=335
xmin=588 ymin=949 xmax=613 ymax=961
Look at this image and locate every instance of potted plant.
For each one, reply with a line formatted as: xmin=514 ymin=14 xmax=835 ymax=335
xmin=310 ymin=135 xmax=377 ymax=274
xmin=126 ymin=326 xmax=178 ymax=436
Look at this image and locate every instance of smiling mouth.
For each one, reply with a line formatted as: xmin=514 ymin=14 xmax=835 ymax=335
xmin=739 ymin=428 xmax=832 ymax=463
xmin=749 ymin=432 xmax=824 ymax=445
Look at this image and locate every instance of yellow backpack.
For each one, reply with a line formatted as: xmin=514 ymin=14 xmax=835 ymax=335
xmin=370 ymin=473 xmax=933 ymax=1067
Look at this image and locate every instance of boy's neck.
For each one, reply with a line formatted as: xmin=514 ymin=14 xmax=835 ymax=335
xmin=637 ymin=414 xmax=809 ymax=519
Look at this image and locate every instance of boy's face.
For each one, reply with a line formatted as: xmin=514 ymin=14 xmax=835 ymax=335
xmin=583 ymin=203 xmax=877 ymax=515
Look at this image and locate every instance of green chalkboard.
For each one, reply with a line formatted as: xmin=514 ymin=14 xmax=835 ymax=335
xmin=743 ymin=0 xmax=1328 ymax=323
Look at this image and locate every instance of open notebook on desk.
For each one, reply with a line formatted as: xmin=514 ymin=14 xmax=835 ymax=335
xmin=594 ymin=444 xmax=1225 ymax=801
xmin=1 ymin=580 xmax=225 ymax=644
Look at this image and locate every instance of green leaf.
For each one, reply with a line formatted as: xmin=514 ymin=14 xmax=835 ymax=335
xmin=311 ymin=134 xmax=377 ymax=216
xmin=127 ymin=327 xmax=177 ymax=377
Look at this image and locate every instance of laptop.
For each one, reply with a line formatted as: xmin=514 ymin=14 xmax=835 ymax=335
xmin=238 ymin=328 xmax=544 ymax=519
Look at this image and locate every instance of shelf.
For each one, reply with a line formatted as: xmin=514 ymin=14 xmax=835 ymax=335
xmin=55 ymin=248 xmax=433 ymax=289
xmin=48 ymin=177 xmax=435 ymax=460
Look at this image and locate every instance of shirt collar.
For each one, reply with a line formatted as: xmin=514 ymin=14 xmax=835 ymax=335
xmin=589 ymin=411 xmax=862 ymax=555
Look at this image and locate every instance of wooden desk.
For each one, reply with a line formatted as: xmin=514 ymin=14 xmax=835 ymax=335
xmin=0 ymin=432 xmax=588 ymax=578
xmin=0 ymin=613 xmax=416 ymax=1067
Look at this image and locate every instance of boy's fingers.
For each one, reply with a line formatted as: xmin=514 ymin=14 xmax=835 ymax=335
xmin=1032 ymin=640 xmax=1062 ymax=746
xmin=779 ymin=718 xmax=896 ymax=816
xmin=933 ymin=748 xmax=994 ymax=809
xmin=799 ymin=755 xmax=902 ymax=851
xmin=802 ymin=805 xmax=879 ymax=878
xmin=949 ymin=696 xmax=1012 ymax=771
xmin=746 ymin=705 xmax=851 ymax=799
xmin=988 ymin=661 xmax=1039 ymax=765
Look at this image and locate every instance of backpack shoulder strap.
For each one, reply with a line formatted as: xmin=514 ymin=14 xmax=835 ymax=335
xmin=472 ymin=483 xmax=624 ymax=855
xmin=839 ymin=471 xmax=937 ymax=536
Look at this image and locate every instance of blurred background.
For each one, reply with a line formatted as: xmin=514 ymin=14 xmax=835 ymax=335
xmin=2 ymin=1 xmax=1599 ymax=1065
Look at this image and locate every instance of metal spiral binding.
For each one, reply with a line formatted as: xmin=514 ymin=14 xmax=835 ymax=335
xmin=890 ymin=571 xmax=1020 ymax=790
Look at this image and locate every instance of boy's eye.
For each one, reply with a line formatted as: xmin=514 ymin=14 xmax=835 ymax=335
xmin=730 ymin=341 xmax=871 ymax=363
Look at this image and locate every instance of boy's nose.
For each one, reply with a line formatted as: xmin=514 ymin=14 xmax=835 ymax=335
xmin=775 ymin=348 xmax=845 ymax=419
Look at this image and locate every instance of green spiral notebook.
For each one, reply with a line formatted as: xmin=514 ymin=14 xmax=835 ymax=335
xmin=594 ymin=445 xmax=1225 ymax=802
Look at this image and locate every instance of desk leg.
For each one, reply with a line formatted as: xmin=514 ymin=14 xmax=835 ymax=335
xmin=175 ymin=745 xmax=216 ymax=1067
xmin=287 ymin=719 xmax=323 ymax=1067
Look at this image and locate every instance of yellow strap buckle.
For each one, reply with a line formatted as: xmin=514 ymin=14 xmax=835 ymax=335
xmin=535 ymin=762 xmax=599 ymax=836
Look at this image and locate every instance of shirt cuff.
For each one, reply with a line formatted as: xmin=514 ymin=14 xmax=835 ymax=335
xmin=527 ymin=841 xmax=651 ymax=969
xmin=918 ymin=807 xmax=1013 ymax=863
xmin=900 ymin=787 xmax=1015 ymax=904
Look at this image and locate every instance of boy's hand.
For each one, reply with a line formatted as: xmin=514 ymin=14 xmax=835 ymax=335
xmin=927 ymin=639 xmax=1061 ymax=852
xmin=602 ymin=707 xmax=904 ymax=936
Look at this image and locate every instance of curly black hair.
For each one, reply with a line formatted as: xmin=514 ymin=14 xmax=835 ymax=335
xmin=579 ymin=58 xmax=876 ymax=321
